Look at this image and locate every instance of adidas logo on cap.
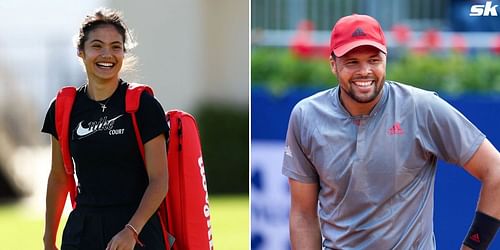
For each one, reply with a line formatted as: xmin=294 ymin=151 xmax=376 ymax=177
xmin=352 ymin=27 xmax=366 ymax=37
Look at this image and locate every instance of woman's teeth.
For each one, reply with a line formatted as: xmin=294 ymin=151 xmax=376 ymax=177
xmin=96 ymin=62 xmax=114 ymax=67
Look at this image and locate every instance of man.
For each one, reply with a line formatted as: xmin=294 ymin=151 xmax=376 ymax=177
xmin=282 ymin=14 xmax=500 ymax=250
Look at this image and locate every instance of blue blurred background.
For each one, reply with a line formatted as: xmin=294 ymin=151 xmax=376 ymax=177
xmin=0 ymin=1 xmax=249 ymax=249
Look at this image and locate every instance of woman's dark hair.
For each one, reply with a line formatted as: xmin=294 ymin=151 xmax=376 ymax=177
xmin=75 ymin=8 xmax=136 ymax=52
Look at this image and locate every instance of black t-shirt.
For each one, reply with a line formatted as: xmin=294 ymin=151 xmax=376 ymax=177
xmin=42 ymin=80 xmax=169 ymax=207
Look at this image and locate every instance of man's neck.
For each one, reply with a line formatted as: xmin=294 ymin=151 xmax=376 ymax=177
xmin=339 ymin=89 xmax=383 ymax=116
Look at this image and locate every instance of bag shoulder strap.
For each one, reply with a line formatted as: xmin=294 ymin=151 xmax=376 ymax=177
xmin=55 ymin=86 xmax=77 ymax=174
xmin=125 ymin=83 xmax=154 ymax=113
xmin=125 ymin=83 xmax=154 ymax=161
xmin=125 ymin=83 xmax=173 ymax=249
xmin=54 ymin=86 xmax=78 ymax=208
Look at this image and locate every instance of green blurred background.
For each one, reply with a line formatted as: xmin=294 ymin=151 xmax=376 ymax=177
xmin=0 ymin=196 xmax=248 ymax=250
xmin=251 ymin=0 xmax=500 ymax=95
xmin=252 ymin=48 xmax=500 ymax=94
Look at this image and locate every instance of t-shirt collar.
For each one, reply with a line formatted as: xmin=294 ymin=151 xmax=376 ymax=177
xmin=331 ymin=81 xmax=389 ymax=119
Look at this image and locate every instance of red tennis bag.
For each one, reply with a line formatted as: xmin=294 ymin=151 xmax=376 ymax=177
xmin=55 ymin=83 xmax=213 ymax=250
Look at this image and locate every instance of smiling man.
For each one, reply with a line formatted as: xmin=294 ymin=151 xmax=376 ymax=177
xmin=282 ymin=14 xmax=500 ymax=250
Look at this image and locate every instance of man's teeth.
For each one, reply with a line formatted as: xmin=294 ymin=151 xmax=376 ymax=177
xmin=97 ymin=62 xmax=114 ymax=67
xmin=353 ymin=81 xmax=373 ymax=87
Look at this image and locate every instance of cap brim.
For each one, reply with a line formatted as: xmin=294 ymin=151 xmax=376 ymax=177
xmin=333 ymin=40 xmax=387 ymax=57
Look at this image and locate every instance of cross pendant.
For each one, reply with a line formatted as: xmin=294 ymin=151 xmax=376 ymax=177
xmin=101 ymin=104 xmax=106 ymax=112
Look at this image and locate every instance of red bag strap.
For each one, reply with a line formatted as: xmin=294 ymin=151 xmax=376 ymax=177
xmin=125 ymin=83 xmax=172 ymax=249
xmin=55 ymin=86 xmax=78 ymax=208
xmin=125 ymin=83 xmax=153 ymax=161
xmin=125 ymin=83 xmax=154 ymax=113
xmin=165 ymin=110 xmax=181 ymax=247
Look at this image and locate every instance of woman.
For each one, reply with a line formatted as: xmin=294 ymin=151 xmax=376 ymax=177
xmin=42 ymin=8 xmax=168 ymax=250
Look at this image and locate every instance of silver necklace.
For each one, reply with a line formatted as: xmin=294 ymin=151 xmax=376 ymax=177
xmin=97 ymin=98 xmax=111 ymax=112
xmin=86 ymin=85 xmax=113 ymax=112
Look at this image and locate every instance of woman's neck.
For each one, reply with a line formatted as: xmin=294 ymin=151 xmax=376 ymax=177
xmin=86 ymin=77 xmax=120 ymax=101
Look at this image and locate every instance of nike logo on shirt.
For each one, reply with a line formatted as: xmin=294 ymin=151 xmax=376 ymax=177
xmin=75 ymin=114 xmax=123 ymax=139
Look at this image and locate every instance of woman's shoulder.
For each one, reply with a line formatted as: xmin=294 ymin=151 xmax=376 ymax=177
xmin=139 ymin=89 xmax=161 ymax=109
xmin=120 ymin=80 xmax=164 ymax=111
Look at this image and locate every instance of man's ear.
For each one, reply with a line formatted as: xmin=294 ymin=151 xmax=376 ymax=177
xmin=77 ymin=50 xmax=84 ymax=58
xmin=329 ymin=55 xmax=337 ymax=76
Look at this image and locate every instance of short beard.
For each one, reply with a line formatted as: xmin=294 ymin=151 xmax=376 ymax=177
xmin=342 ymin=77 xmax=385 ymax=104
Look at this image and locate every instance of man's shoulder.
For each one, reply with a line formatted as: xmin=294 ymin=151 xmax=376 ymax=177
xmin=289 ymin=87 xmax=336 ymax=124
xmin=295 ymin=87 xmax=335 ymax=110
xmin=386 ymin=81 xmax=439 ymax=105
xmin=386 ymin=81 xmax=453 ymax=120
xmin=386 ymin=81 xmax=436 ymax=97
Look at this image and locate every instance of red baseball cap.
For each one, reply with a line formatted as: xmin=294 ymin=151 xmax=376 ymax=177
xmin=330 ymin=14 xmax=387 ymax=57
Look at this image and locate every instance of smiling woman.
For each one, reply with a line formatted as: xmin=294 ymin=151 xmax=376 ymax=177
xmin=41 ymin=8 xmax=170 ymax=250
xmin=74 ymin=9 xmax=134 ymax=101
xmin=78 ymin=25 xmax=125 ymax=87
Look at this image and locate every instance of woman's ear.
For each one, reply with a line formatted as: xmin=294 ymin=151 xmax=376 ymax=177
xmin=77 ymin=50 xmax=84 ymax=58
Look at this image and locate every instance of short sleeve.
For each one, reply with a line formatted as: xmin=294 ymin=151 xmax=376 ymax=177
xmin=282 ymin=103 xmax=319 ymax=183
xmin=416 ymin=92 xmax=485 ymax=166
xmin=135 ymin=92 xmax=169 ymax=144
xmin=41 ymin=99 xmax=58 ymax=139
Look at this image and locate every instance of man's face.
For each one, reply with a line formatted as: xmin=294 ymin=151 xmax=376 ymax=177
xmin=331 ymin=45 xmax=386 ymax=104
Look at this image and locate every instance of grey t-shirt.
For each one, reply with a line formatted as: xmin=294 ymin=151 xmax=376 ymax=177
xmin=282 ymin=81 xmax=485 ymax=250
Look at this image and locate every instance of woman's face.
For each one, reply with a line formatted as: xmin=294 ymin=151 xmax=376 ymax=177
xmin=78 ymin=24 xmax=124 ymax=82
